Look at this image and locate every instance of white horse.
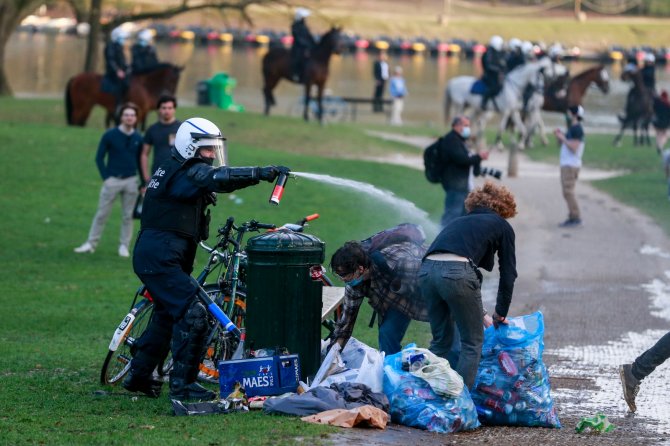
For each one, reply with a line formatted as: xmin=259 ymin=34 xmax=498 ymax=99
xmin=444 ymin=57 xmax=553 ymax=150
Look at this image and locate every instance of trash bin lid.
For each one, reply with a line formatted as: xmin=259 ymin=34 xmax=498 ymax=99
xmin=246 ymin=229 xmax=324 ymax=258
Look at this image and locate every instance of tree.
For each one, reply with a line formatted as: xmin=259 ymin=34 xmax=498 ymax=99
xmin=0 ymin=0 xmax=283 ymax=96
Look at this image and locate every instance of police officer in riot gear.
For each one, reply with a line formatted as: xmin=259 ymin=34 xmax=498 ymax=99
xmin=481 ymin=35 xmax=507 ymax=111
xmin=290 ymin=7 xmax=316 ymax=82
xmin=123 ymin=117 xmax=288 ymax=401
xmin=104 ymin=27 xmax=130 ymax=112
xmin=131 ymin=29 xmax=159 ymax=74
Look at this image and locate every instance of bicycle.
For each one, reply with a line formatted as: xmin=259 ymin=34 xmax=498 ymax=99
xmin=100 ymin=213 xmax=334 ymax=386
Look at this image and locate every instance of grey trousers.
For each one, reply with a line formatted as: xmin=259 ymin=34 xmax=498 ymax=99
xmin=85 ymin=176 xmax=138 ymax=248
xmin=419 ymin=259 xmax=484 ymax=389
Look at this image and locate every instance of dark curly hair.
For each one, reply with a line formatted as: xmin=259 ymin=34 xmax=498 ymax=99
xmin=330 ymin=241 xmax=370 ymax=277
xmin=465 ymin=181 xmax=517 ymax=219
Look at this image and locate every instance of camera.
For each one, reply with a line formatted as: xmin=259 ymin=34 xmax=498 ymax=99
xmin=474 ymin=165 xmax=503 ymax=180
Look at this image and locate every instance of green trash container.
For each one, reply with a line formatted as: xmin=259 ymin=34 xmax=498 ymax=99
xmin=245 ymin=230 xmax=325 ymax=380
xmin=208 ymin=72 xmax=238 ymax=110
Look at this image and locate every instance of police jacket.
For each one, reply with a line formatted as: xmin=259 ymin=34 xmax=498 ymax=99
xmin=104 ymin=42 xmax=127 ymax=79
xmin=641 ymin=65 xmax=656 ymax=92
xmin=506 ymin=51 xmax=525 ymax=73
xmin=440 ymin=130 xmax=483 ymax=192
xmin=131 ymin=44 xmax=159 ymax=73
xmin=483 ymin=47 xmax=506 ymax=74
xmin=141 ymin=153 xmax=262 ymax=241
xmin=291 ymin=20 xmax=316 ymax=52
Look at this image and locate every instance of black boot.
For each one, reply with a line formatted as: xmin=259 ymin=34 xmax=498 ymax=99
xmin=169 ymin=377 xmax=217 ymax=401
xmin=481 ymin=95 xmax=489 ymax=111
xmin=122 ymin=372 xmax=163 ymax=398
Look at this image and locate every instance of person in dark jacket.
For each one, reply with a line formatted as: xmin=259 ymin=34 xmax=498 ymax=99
xmin=480 ymin=35 xmax=506 ymax=111
xmin=419 ymin=181 xmax=518 ymax=389
xmin=505 ymin=38 xmax=525 ymax=73
xmin=131 ymin=29 xmax=159 ymax=74
xmin=653 ymin=90 xmax=670 ymax=154
xmin=104 ymin=27 xmax=130 ymax=111
xmin=122 ymin=117 xmax=287 ymax=402
xmin=290 ymin=7 xmax=316 ymax=82
xmin=439 ymin=116 xmax=489 ymax=228
xmin=641 ymin=52 xmax=656 ymax=94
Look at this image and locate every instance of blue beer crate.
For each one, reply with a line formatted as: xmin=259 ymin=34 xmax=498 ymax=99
xmin=218 ymin=354 xmax=301 ymax=397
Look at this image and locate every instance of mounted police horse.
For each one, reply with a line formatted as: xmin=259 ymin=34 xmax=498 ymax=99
xmin=524 ymin=65 xmax=610 ymax=147
xmin=613 ymin=68 xmax=654 ymax=147
xmin=262 ymin=27 xmax=342 ymax=123
xmin=444 ymin=57 xmax=553 ymax=149
xmin=65 ymin=63 xmax=182 ymax=128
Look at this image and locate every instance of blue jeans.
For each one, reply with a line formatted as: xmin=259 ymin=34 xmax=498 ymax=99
xmin=441 ymin=189 xmax=468 ymax=228
xmin=632 ymin=330 xmax=670 ymax=380
xmin=419 ymin=259 xmax=483 ymax=389
xmin=378 ymin=306 xmax=411 ymax=355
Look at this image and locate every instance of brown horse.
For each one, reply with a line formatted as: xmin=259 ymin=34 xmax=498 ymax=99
xmin=262 ymin=27 xmax=342 ymax=123
xmin=543 ymin=65 xmax=610 ymax=112
xmin=523 ymin=65 xmax=610 ymax=147
xmin=65 ymin=63 xmax=182 ymax=128
xmin=613 ymin=68 xmax=654 ymax=147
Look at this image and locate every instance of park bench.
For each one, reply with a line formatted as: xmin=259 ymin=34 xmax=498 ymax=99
xmin=340 ymin=96 xmax=393 ymax=122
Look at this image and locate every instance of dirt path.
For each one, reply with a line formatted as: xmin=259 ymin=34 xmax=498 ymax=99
xmin=326 ymin=133 xmax=670 ymax=445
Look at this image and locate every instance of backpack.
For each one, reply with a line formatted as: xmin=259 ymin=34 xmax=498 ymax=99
xmin=423 ymin=137 xmax=446 ymax=184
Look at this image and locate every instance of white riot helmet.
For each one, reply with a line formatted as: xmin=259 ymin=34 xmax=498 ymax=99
xmin=294 ymin=7 xmax=311 ymax=21
xmin=548 ymin=43 xmax=564 ymax=58
xmin=489 ymin=35 xmax=504 ymax=52
xmin=645 ymin=52 xmax=656 ymax=63
xmin=521 ymin=40 xmax=534 ymax=55
xmin=508 ymin=38 xmax=522 ymax=51
xmin=111 ymin=26 xmax=130 ymax=44
xmin=174 ymin=118 xmax=227 ymax=166
xmin=137 ymin=29 xmax=153 ymax=44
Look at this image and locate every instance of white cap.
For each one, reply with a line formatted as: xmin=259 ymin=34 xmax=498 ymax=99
xmin=295 ymin=7 xmax=311 ymax=20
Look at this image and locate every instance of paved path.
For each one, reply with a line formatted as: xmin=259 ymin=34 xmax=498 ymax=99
xmin=327 ymin=132 xmax=670 ymax=445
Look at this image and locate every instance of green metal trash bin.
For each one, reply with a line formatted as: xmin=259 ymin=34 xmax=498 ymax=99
xmin=245 ymin=230 xmax=325 ymax=380
xmin=208 ymin=72 xmax=237 ymax=110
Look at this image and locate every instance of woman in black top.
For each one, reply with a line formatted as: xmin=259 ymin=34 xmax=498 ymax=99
xmin=419 ymin=181 xmax=518 ymax=389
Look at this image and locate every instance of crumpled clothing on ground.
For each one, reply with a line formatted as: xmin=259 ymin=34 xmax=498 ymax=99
xmin=301 ymin=404 xmax=390 ymax=429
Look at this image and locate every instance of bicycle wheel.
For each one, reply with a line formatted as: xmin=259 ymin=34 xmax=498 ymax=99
xmin=100 ymin=298 xmax=153 ymax=385
xmin=198 ymin=285 xmax=247 ymax=383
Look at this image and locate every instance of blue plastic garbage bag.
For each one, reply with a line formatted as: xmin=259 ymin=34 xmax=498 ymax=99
xmin=383 ymin=344 xmax=480 ymax=433
xmin=472 ymin=312 xmax=561 ymax=428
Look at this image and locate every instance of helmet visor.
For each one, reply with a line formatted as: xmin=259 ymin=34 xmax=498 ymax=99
xmin=192 ymin=133 xmax=227 ymax=166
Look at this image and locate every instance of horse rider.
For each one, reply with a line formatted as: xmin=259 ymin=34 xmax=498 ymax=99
xmin=131 ymin=29 xmax=159 ymax=74
xmin=104 ymin=27 xmax=130 ymax=113
xmin=521 ymin=41 xmax=535 ymax=61
xmin=542 ymin=43 xmax=569 ymax=103
xmin=290 ymin=7 xmax=316 ymax=83
xmin=480 ymin=35 xmax=507 ymax=111
xmin=505 ymin=38 xmax=525 ymax=73
xmin=641 ymin=52 xmax=656 ymax=94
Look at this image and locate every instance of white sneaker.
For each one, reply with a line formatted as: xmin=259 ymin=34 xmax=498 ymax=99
xmin=74 ymin=242 xmax=95 ymax=253
xmin=118 ymin=245 xmax=130 ymax=258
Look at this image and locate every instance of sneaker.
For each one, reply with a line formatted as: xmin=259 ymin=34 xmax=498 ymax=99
xmin=122 ymin=373 xmax=163 ymax=398
xmin=169 ymin=382 xmax=217 ymax=402
xmin=619 ymin=363 xmax=639 ymax=413
xmin=558 ymin=218 xmax=582 ymax=228
xmin=74 ymin=242 xmax=95 ymax=253
xmin=118 ymin=245 xmax=130 ymax=258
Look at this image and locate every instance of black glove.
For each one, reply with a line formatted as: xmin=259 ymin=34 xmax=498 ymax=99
xmin=259 ymin=166 xmax=280 ymax=182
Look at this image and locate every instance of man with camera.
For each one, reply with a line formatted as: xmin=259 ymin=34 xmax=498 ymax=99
xmin=438 ymin=116 xmax=489 ymax=228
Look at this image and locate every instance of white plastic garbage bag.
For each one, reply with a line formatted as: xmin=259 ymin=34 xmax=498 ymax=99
xmin=405 ymin=347 xmax=464 ymax=397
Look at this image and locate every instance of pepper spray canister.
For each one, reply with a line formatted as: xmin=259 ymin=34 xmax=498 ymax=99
xmin=269 ymin=171 xmax=289 ymax=205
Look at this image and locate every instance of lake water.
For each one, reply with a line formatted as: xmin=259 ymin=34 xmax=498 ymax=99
xmin=6 ymin=32 xmax=670 ymax=130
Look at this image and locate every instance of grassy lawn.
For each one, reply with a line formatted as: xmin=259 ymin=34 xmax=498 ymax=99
xmin=0 ymin=98 xmax=436 ymax=445
xmin=1 ymin=96 xmax=668 ymax=444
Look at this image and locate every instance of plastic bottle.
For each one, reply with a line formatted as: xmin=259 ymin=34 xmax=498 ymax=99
xmin=477 ymin=385 xmax=512 ymax=401
xmin=231 ymin=328 xmax=246 ymax=360
xmin=498 ymin=351 xmax=519 ymax=376
xmin=483 ymin=398 xmax=513 ymax=414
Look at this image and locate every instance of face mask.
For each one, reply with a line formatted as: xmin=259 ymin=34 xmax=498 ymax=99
xmin=461 ymin=126 xmax=471 ymax=139
xmin=345 ymin=275 xmax=364 ymax=287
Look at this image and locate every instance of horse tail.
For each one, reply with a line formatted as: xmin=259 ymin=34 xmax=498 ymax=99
xmin=65 ymin=77 xmax=74 ymax=125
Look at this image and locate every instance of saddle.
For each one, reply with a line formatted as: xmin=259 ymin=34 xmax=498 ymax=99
xmin=470 ymin=80 xmax=487 ymax=95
